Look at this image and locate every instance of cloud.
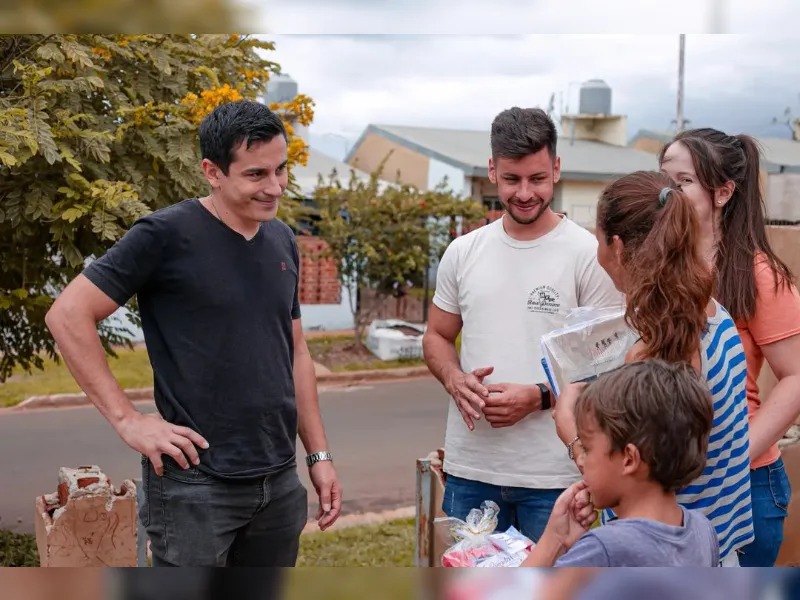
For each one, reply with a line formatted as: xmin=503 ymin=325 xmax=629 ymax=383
xmin=256 ymin=0 xmax=798 ymax=35
xmin=259 ymin=27 xmax=799 ymax=160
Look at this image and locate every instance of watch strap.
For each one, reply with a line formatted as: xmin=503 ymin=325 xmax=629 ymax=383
xmin=537 ymin=383 xmax=551 ymax=410
xmin=306 ymin=451 xmax=333 ymax=468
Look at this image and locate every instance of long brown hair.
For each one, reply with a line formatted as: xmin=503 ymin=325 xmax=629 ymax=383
xmin=659 ymin=128 xmax=793 ymax=322
xmin=597 ymin=171 xmax=713 ymax=363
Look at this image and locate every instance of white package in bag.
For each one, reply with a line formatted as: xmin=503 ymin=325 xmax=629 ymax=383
xmin=540 ymin=306 xmax=637 ymax=396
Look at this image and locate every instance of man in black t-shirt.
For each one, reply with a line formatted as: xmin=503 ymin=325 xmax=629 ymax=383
xmin=46 ymin=100 xmax=342 ymax=567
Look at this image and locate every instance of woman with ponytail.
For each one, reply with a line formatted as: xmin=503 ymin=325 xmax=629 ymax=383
xmin=660 ymin=129 xmax=800 ymax=567
xmin=551 ymin=171 xmax=754 ymax=566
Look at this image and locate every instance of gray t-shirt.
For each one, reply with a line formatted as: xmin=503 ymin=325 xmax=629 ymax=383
xmin=555 ymin=507 xmax=720 ymax=567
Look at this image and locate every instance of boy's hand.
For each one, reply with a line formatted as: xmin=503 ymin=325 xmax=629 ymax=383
xmin=571 ymin=486 xmax=597 ymax=530
xmin=543 ymin=481 xmax=592 ymax=549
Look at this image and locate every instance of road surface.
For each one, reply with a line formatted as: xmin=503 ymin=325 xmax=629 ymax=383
xmin=0 ymin=378 xmax=450 ymax=534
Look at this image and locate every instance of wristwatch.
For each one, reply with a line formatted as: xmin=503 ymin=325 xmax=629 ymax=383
xmin=306 ymin=451 xmax=333 ymax=468
xmin=536 ymin=383 xmax=551 ymax=410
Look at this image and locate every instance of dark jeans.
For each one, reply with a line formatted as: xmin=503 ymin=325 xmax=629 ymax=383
xmin=442 ymin=474 xmax=564 ymax=542
xmin=738 ymin=457 xmax=792 ymax=567
xmin=140 ymin=455 xmax=308 ymax=567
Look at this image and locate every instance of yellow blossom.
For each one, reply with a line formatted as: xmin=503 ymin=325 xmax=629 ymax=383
xmin=90 ymin=47 xmax=112 ymax=61
xmin=180 ymin=85 xmax=244 ymax=124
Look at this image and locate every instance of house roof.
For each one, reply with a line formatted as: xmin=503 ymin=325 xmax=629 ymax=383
xmin=629 ymin=128 xmax=800 ymax=174
xmin=347 ymin=123 xmax=660 ymax=180
xmin=758 ymin=137 xmax=800 ymax=172
xmin=628 ymin=129 xmax=673 ymax=145
xmin=291 ymin=148 xmax=374 ymax=195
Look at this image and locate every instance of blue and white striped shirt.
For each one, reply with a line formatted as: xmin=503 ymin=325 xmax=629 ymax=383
xmin=603 ymin=300 xmax=754 ymax=562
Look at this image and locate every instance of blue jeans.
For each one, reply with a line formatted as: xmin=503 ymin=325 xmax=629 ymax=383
xmin=140 ymin=455 xmax=308 ymax=567
xmin=738 ymin=457 xmax=792 ymax=567
xmin=442 ymin=474 xmax=564 ymax=542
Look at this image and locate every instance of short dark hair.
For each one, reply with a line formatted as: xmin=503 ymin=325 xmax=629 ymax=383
xmin=490 ymin=107 xmax=557 ymax=160
xmin=198 ymin=100 xmax=287 ymax=175
xmin=575 ymin=359 xmax=713 ymax=492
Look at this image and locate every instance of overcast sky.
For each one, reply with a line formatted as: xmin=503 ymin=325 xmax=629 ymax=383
xmin=250 ymin=0 xmax=799 ymax=159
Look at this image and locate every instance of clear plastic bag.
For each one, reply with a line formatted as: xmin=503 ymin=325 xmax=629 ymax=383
xmin=540 ymin=305 xmax=635 ymax=396
xmin=434 ymin=501 xmax=533 ymax=567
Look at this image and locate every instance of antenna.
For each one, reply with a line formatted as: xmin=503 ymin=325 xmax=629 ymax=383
xmin=676 ymin=34 xmax=686 ymax=133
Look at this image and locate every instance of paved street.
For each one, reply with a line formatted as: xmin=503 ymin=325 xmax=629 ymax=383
xmin=0 ymin=378 xmax=449 ymax=534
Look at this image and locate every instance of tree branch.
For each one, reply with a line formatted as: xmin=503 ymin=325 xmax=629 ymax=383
xmin=0 ymin=35 xmax=54 ymax=76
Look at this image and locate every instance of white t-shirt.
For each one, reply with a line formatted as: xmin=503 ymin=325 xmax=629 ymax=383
xmin=433 ymin=214 xmax=622 ymax=488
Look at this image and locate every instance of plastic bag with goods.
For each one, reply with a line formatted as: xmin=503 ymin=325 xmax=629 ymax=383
xmin=434 ymin=500 xmax=534 ymax=567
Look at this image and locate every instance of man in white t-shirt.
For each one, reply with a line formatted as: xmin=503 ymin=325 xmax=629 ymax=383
xmin=422 ymin=107 xmax=621 ymax=541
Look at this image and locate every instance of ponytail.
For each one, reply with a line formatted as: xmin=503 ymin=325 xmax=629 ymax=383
xmin=597 ymin=171 xmax=713 ymax=363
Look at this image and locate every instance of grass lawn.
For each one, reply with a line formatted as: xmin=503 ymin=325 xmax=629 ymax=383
xmin=0 ymin=518 xmax=415 ymax=567
xmin=0 ymin=332 xmax=431 ymax=408
xmin=0 ymin=347 xmax=153 ymax=408
xmin=305 ymin=334 xmax=426 ymax=373
xmin=298 ymin=517 xmax=415 ymax=567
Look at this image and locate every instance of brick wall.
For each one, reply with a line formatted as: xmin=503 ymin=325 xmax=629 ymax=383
xmin=297 ymin=236 xmax=342 ymax=305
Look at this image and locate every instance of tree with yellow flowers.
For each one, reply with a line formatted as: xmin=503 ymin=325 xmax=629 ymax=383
xmin=0 ymin=34 xmax=313 ymax=380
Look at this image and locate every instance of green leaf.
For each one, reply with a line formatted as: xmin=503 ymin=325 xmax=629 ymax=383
xmin=85 ymin=76 xmax=105 ymax=89
xmin=56 ymin=145 xmax=82 ymax=171
xmin=61 ymin=208 xmax=84 ymax=222
xmin=0 ymin=151 xmax=18 ymax=167
xmin=166 ymin=134 xmax=197 ymax=167
xmin=101 ymin=221 xmax=119 ymax=241
xmin=60 ymin=242 xmax=84 ymax=268
xmin=11 ymin=289 xmax=29 ymax=299
xmin=61 ymin=40 xmax=95 ymax=69
xmin=27 ymin=110 xmax=61 ymax=165
xmin=36 ymin=43 xmax=66 ymax=63
xmin=151 ymin=49 xmax=172 ymax=76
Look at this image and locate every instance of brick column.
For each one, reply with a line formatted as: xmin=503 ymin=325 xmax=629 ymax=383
xmin=35 ymin=466 xmax=137 ymax=567
xmin=297 ymin=236 xmax=342 ymax=305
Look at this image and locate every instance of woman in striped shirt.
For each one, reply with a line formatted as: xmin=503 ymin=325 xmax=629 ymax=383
xmin=552 ymin=170 xmax=753 ymax=565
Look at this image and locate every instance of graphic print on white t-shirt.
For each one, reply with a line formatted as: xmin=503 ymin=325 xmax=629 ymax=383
xmin=432 ymin=215 xmax=622 ymax=489
xmin=527 ymin=285 xmax=562 ymax=315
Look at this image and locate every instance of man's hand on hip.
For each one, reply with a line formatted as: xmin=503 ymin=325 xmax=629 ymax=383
xmin=446 ymin=366 xmax=494 ymax=431
xmin=114 ymin=412 xmax=209 ymax=476
xmin=309 ymin=460 xmax=342 ymax=531
xmin=482 ymin=383 xmax=538 ymax=428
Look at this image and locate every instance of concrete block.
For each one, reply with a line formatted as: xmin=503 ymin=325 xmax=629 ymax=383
xmin=35 ymin=465 xmax=137 ymax=567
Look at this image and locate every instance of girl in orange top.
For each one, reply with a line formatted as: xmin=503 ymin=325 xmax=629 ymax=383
xmin=660 ymin=128 xmax=800 ymax=566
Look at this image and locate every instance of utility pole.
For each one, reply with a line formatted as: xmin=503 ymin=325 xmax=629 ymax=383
xmin=706 ymin=0 xmax=728 ymax=33
xmin=676 ymin=34 xmax=686 ymax=133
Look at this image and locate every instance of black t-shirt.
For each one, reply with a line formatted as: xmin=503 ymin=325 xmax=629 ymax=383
xmin=83 ymin=198 xmax=302 ymax=479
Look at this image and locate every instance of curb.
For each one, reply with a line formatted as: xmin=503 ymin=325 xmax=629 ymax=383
xmin=316 ymin=365 xmax=432 ymax=385
xmin=10 ymin=367 xmax=433 ymax=411
xmin=14 ymin=388 xmax=155 ymax=411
